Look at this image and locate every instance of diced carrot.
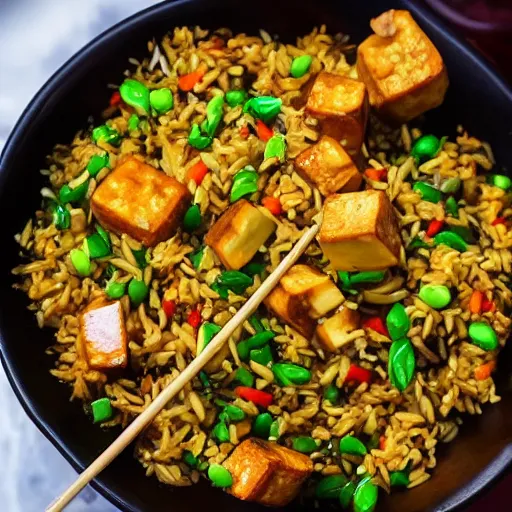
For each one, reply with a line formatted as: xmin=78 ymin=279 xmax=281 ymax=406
xmin=110 ymin=91 xmax=122 ymax=106
xmin=178 ymin=69 xmax=206 ymax=92
xmin=262 ymin=196 xmax=282 ymax=215
xmin=362 ymin=317 xmax=389 ymax=337
xmin=364 ymin=168 xmax=387 ymax=182
xmin=239 ymin=125 xmax=250 ymax=139
xmin=187 ymin=160 xmax=209 ymax=185
xmin=426 ymin=219 xmax=444 ymax=237
xmin=345 ymin=364 xmax=372 ymax=384
xmin=492 ymin=217 xmax=506 ymax=226
xmin=481 ymin=296 xmax=495 ymax=313
xmin=468 ymin=290 xmax=483 ymax=315
xmin=474 ymin=360 xmax=496 ymax=381
xmin=256 ymin=120 xmax=273 ymax=141
xmin=379 ymin=436 xmax=386 ymax=450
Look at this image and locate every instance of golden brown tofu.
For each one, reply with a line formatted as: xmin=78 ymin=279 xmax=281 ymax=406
xmin=91 ymin=157 xmax=190 ymax=247
xmin=205 ymin=199 xmax=276 ymax=270
xmin=357 ymin=10 xmax=449 ymax=123
xmin=305 ymin=72 xmax=368 ymax=152
xmin=80 ymin=299 xmax=127 ymax=370
xmin=319 ymin=190 xmax=401 ymax=271
xmin=264 ymin=264 xmax=343 ymax=337
xmin=223 ymin=438 xmax=313 ymax=507
xmin=294 ymin=136 xmax=362 ymax=197
xmin=315 ymin=306 xmax=361 ymax=352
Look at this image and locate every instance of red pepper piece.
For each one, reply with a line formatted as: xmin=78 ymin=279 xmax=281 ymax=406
xmin=261 ymin=196 xmax=282 ymax=215
xmin=187 ymin=161 xmax=209 ymax=185
xmin=492 ymin=217 xmax=506 ymax=226
xmin=256 ymin=120 xmax=273 ymax=142
xmin=239 ymin=125 xmax=250 ymax=139
xmin=362 ymin=317 xmax=389 ymax=337
xmin=162 ymin=299 xmax=176 ymax=318
xmin=379 ymin=435 xmax=386 ymax=450
xmin=426 ymin=219 xmax=444 ymax=237
xmin=345 ymin=364 xmax=372 ymax=384
xmin=187 ymin=308 xmax=201 ymax=328
xmin=481 ymin=296 xmax=495 ymax=313
xmin=234 ymin=386 xmax=273 ymax=408
xmin=178 ymin=69 xmax=206 ymax=92
xmin=110 ymin=91 xmax=122 ymax=106
xmin=364 ymin=168 xmax=387 ymax=182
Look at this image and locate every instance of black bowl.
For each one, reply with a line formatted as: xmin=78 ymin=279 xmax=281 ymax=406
xmin=1 ymin=1 xmax=511 ymax=511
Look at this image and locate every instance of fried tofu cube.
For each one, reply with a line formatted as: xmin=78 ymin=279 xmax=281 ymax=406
xmin=294 ymin=136 xmax=362 ymax=196
xmin=357 ymin=10 xmax=449 ymax=123
xmin=264 ymin=264 xmax=343 ymax=337
xmin=319 ymin=190 xmax=401 ymax=271
xmin=306 ymin=72 xmax=368 ymax=152
xmin=315 ymin=306 xmax=361 ymax=352
xmin=223 ymin=438 xmax=313 ymax=507
xmin=205 ymin=199 xmax=276 ymax=270
xmin=91 ymin=156 xmax=190 ymax=247
xmin=80 ymin=299 xmax=127 ymax=370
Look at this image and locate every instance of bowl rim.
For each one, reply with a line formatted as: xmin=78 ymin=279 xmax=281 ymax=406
xmin=0 ymin=0 xmax=511 ymax=511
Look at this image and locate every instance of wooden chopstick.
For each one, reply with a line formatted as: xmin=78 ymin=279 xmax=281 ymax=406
xmin=46 ymin=222 xmax=320 ymax=511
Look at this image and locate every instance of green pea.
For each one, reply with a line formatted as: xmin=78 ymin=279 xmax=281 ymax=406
xmin=388 ymin=338 xmax=416 ymax=392
xmin=272 ymin=363 xmax=312 ymax=386
xmin=84 ymin=233 xmax=111 ymax=259
xmin=216 ymin=270 xmax=254 ymax=295
xmin=390 ymin=470 xmax=409 ymax=487
xmin=70 ymin=249 xmax=91 ymax=277
xmin=315 ymin=474 xmax=348 ymax=500
xmin=149 ymin=88 xmax=174 ymax=114
xmin=119 ymin=79 xmax=150 ymax=115
xmin=197 ymin=322 xmax=221 ymax=355
xmin=208 ymin=464 xmax=233 ymax=487
xmin=234 ymin=367 xmax=254 ymax=388
xmin=411 ymin=134 xmax=441 ymax=162
xmin=445 ymin=196 xmax=459 ymax=218
xmin=353 ymin=478 xmax=378 ymax=512
xmin=183 ymin=450 xmax=198 ymax=467
xmin=128 ymin=279 xmax=149 ymax=306
xmin=105 ymin=281 xmax=126 ymax=299
xmin=212 ymin=421 xmax=230 ymax=443
xmin=349 ymin=271 xmax=386 ymax=286
xmin=59 ymin=181 xmax=89 ymax=204
xmin=290 ymin=55 xmax=312 ymax=78
xmin=269 ymin=419 xmax=281 ymax=440
xmin=440 ymin=177 xmax=461 ymax=194
xmin=52 ymin=204 xmax=71 ymax=230
xmin=189 ymin=246 xmax=204 ymax=269
xmin=292 ymin=436 xmax=318 ymax=454
xmin=250 ymin=344 xmax=273 ymax=366
xmin=201 ymin=95 xmax=225 ymax=137
xmin=188 ymin=124 xmax=212 ymax=150
xmin=243 ymin=96 xmax=282 ymax=122
xmin=230 ymin=167 xmax=259 ymax=203
xmin=92 ymin=125 xmax=121 ymax=146
xmin=225 ymin=89 xmax=248 ymax=108
xmin=339 ymin=481 xmax=356 ymax=508
xmin=223 ymin=404 xmax=246 ymax=422
xmin=127 ymin=114 xmax=140 ymax=132
xmin=323 ymin=385 xmax=340 ymax=404
xmin=433 ymin=231 xmax=467 ymax=252
xmin=419 ymin=284 xmax=451 ymax=309
xmin=413 ymin=182 xmax=442 ymax=203
xmin=183 ymin=204 xmax=202 ymax=232
xmin=339 ymin=435 xmax=367 ymax=456
xmin=488 ymin=174 xmax=512 ymax=191
xmin=386 ymin=303 xmax=410 ymax=341
xmin=91 ymin=397 xmax=112 ymax=423
xmin=252 ymin=412 xmax=273 ymax=438
xmin=237 ymin=330 xmax=275 ymax=361
xmin=468 ymin=322 xmax=499 ymax=351
xmin=264 ymin=133 xmax=287 ymax=162
xmin=87 ymin=153 xmax=110 ymax=177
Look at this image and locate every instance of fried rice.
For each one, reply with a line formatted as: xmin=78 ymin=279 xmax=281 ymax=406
xmin=11 ymin=22 xmax=512 ymax=509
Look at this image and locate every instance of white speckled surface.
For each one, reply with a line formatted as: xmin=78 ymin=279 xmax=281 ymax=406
xmin=0 ymin=1 xmax=159 ymax=510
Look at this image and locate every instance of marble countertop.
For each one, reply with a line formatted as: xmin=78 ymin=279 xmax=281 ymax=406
xmin=0 ymin=1 xmax=159 ymax=510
